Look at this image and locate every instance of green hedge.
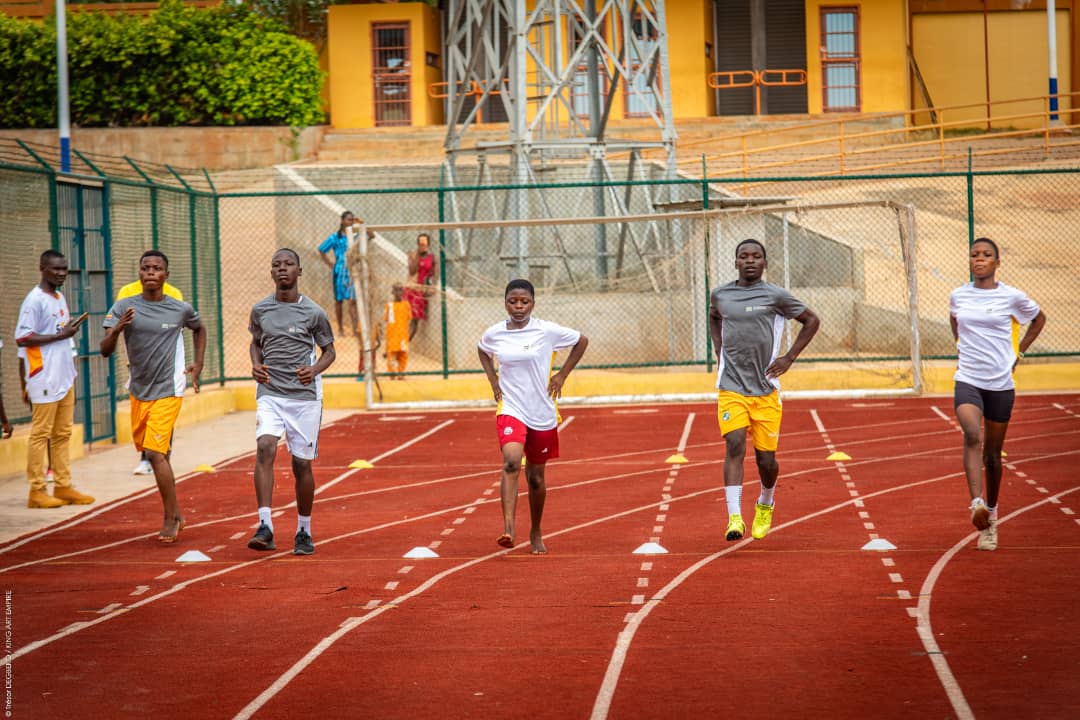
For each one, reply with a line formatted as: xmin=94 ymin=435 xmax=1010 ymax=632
xmin=0 ymin=0 xmax=325 ymax=128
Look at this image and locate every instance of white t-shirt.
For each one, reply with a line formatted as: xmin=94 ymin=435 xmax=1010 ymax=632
xmin=950 ymin=281 xmax=1040 ymax=391
xmin=478 ymin=317 xmax=582 ymax=430
xmin=15 ymin=286 xmax=78 ymax=404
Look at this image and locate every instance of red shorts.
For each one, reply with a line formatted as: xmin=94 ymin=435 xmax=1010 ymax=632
xmin=402 ymin=288 xmax=427 ymax=320
xmin=496 ymin=415 xmax=560 ymax=465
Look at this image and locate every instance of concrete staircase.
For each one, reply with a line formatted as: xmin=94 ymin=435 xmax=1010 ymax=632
xmin=313 ymin=114 xmax=901 ymax=164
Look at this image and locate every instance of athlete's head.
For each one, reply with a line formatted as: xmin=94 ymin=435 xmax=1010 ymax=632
xmin=504 ymin=278 xmax=535 ymax=325
xmin=271 ymin=248 xmax=302 ymax=288
xmin=340 ymin=210 xmax=356 ymax=230
xmin=417 ymin=233 xmax=431 ymax=253
xmin=274 ymin=247 xmax=301 ymax=266
xmin=969 ymin=237 xmax=1000 ymax=281
xmin=734 ymin=239 xmax=767 ymax=284
xmin=39 ymin=249 xmax=68 ymax=289
xmin=138 ymin=250 xmax=170 ymax=291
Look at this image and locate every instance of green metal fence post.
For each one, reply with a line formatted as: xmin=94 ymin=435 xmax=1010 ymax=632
xmin=213 ymin=191 xmax=225 ymax=386
xmin=967 ymin=147 xmax=975 ymax=250
xmin=438 ymin=169 xmax=449 ymax=379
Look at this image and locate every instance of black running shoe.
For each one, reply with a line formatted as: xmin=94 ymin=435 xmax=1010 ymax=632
xmin=293 ymin=529 xmax=315 ymax=556
xmin=247 ymin=523 xmax=276 ymax=551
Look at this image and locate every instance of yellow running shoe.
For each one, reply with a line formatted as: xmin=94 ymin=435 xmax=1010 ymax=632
xmin=751 ymin=502 xmax=774 ymax=539
xmin=725 ymin=513 xmax=746 ymax=541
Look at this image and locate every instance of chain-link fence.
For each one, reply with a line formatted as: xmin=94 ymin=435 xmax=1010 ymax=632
xmin=0 ymin=140 xmax=222 ymax=437
xmin=3 ymin=142 xmax=1078 ymax=434
xmin=216 ymin=162 xmax=1079 ymax=390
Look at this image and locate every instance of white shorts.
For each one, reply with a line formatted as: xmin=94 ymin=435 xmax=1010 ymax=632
xmin=255 ymin=395 xmax=323 ymax=461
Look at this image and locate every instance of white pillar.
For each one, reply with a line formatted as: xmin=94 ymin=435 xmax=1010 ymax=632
xmin=1048 ymin=0 xmax=1060 ymax=120
xmin=56 ymin=0 xmax=70 ymax=171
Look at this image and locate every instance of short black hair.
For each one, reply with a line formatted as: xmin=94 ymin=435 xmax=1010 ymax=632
xmin=972 ymin=237 xmax=1000 ymax=259
xmin=140 ymin=249 xmax=169 ymax=269
xmin=274 ymin=247 xmax=301 ymax=265
xmin=341 ymin=210 xmax=354 ymax=220
xmin=39 ymin=249 xmax=64 ymax=267
xmin=504 ymin=278 xmax=535 ymax=298
xmin=735 ymin=239 xmax=766 ymax=259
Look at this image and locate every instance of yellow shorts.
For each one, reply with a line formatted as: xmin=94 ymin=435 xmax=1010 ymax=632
xmin=717 ymin=389 xmax=783 ymax=452
xmin=130 ymin=396 xmax=183 ymax=454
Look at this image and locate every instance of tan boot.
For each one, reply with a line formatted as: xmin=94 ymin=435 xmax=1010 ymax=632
xmin=52 ymin=486 xmax=95 ymax=505
xmin=28 ymin=489 xmax=65 ymax=509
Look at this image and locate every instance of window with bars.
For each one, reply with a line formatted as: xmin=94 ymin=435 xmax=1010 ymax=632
xmin=372 ymin=23 xmax=411 ymax=127
xmin=820 ymin=7 xmax=860 ymax=112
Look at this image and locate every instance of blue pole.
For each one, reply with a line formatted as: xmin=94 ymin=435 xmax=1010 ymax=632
xmin=1048 ymin=0 xmax=1060 ymax=121
xmin=56 ymin=0 xmax=70 ymax=172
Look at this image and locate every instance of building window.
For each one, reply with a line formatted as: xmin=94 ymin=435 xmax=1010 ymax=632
xmin=372 ymin=22 xmax=411 ymax=127
xmin=820 ymin=7 xmax=860 ymax=112
xmin=624 ymin=9 xmax=659 ymax=118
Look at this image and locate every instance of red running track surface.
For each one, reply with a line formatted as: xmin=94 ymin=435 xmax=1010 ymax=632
xmin=1 ymin=395 xmax=1078 ymax=719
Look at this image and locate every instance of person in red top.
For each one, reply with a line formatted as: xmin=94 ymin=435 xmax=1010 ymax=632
xmin=403 ymin=232 xmax=437 ymax=340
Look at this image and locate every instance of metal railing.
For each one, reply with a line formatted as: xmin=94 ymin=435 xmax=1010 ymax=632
xmin=707 ymin=68 xmax=808 ymax=116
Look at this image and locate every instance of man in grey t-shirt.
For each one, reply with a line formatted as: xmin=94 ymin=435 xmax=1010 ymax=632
xmin=246 ymin=248 xmax=336 ymax=556
xmin=709 ymin=239 xmax=819 ymax=543
xmin=101 ymin=250 xmax=206 ymax=543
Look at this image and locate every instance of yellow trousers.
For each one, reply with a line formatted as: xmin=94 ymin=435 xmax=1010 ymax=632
xmin=27 ymin=386 xmax=75 ymax=492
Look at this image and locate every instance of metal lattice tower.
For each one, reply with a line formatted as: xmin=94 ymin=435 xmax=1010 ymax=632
xmin=442 ymin=0 xmax=678 ymax=285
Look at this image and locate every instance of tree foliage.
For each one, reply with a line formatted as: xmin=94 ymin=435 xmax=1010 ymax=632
xmin=0 ymin=0 xmax=325 ymax=128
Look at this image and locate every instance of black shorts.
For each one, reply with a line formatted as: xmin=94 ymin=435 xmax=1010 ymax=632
xmin=954 ymin=381 xmax=1015 ymax=423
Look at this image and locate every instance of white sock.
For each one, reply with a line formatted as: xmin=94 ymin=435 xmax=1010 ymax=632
xmin=758 ymin=485 xmax=775 ymax=507
xmin=297 ymin=514 xmax=312 ymax=535
xmin=258 ymin=506 xmax=273 ymax=531
xmin=724 ymin=485 xmax=742 ymax=516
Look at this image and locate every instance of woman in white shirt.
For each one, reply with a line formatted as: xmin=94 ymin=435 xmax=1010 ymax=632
xmin=950 ymin=237 xmax=1046 ymax=551
xmin=478 ymin=279 xmax=588 ymax=554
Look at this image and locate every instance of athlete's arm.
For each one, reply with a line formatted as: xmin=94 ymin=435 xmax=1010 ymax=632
xmin=478 ymin=347 xmax=501 ymax=403
xmin=187 ymin=320 xmax=207 ymax=393
xmin=296 ymin=342 xmax=336 ymax=385
xmin=548 ymin=335 xmax=589 ymax=400
xmin=708 ymin=306 xmax=723 ymax=360
xmin=1018 ymin=310 xmax=1047 ymax=356
xmin=766 ymin=307 xmax=820 ymax=378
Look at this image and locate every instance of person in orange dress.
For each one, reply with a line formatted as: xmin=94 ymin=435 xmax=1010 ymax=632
xmin=383 ymin=283 xmax=411 ymax=379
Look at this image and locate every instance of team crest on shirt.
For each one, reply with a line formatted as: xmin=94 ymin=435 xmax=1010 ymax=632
xmin=503 ymin=426 xmax=513 ymax=435
xmin=722 ymin=411 xmax=731 ymax=422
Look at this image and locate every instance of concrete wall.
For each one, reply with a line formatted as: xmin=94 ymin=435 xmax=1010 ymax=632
xmin=0 ymin=126 xmax=325 ymax=170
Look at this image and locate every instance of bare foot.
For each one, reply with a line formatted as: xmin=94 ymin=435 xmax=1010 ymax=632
xmin=529 ymin=529 xmax=546 ymax=555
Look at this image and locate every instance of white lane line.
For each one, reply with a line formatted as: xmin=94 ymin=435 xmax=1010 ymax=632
xmin=881 ymin=558 xmax=895 ymax=567
xmin=428 ymin=541 xmax=442 ymax=549
xmin=888 ymin=573 xmax=903 ymax=584
xmin=636 ymin=578 xmax=648 ymax=588
xmin=316 ymin=420 xmax=455 ymax=495
xmin=384 ymin=581 xmax=399 ymax=591
xmin=208 ymin=545 xmax=226 ymax=553
xmin=640 ymin=562 xmax=652 ymax=572
xmin=0 ymin=447 xmax=256 ymax=557
xmin=230 ymin=532 xmax=246 ymax=541
xmin=363 ymin=600 xmax=380 ymax=610
xmin=452 ymin=518 xmax=466 ymax=525
xmin=931 ymin=405 xmax=952 ymax=423
xmin=155 ymin=571 xmax=176 ymax=580
xmin=586 ymin=450 xmax=1080 ymax=720
xmin=559 ymin=416 xmax=575 ymax=431
xmin=129 ymin=586 xmax=150 ymax=597
xmin=96 ymin=603 xmax=122 ymax=614
xmin=913 ymin=486 xmax=1080 ymax=720
xmin=676 ymin=413 xmax=695 ymax=453
xmin=398 ymin=566 xmax=413 ymax=575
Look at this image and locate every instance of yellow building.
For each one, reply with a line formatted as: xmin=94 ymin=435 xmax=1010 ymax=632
xmin=325 ymin=1 xmax=1076 ymax=129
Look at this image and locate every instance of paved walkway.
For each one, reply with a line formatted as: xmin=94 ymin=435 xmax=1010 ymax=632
xmin=0 ymin=408 xmax=356 ymax=544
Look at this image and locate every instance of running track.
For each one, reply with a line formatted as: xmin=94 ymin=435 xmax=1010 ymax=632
xmin=2 ymin=396 xmax=1078 ymax=719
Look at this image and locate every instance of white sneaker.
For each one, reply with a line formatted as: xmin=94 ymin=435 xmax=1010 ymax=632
xmin=133 ymin=459 xmax=154 ymax=475
xmin=977 ymin=519 xmax=998 ymax=551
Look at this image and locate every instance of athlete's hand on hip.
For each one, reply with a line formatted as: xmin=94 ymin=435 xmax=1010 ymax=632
xmin=186 ymin=362 xmax=203 ymax=393
xmin=296 ymin=365 xmax=316 ymax=385
xmin=252 ymin=364 xmax=271 ymax=384
xmin=765 ymin=356 xmax=793 ymax=379
xmin=548 ymin=372 xmax=567 ymax=400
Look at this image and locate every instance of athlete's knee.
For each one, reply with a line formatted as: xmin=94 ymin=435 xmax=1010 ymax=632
xmin=961 ymin=427 xmax=981 ymax=448
xmin=255 ymin=437 xmax=278 ymax=463
xmin=724 ymin=431 xmax=748 ymax=456
xmin=982 ymin=450 xmax=1002 ymax=472
xmin=755 ymin=451 xmax=777 ymax=474
xmin=501 ymin=457 xmax=521 ymax=475
xmin=525 ymin=467 xmax=546 ymax=490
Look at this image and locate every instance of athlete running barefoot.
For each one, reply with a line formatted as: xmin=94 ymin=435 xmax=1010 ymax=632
xmin=478 ymin=279 xmax=588 ymax=554
xmin=950 ymin=237 xmax=1045 ymax=551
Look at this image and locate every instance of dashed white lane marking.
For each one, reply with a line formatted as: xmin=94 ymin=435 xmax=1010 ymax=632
xmin=897 ymin=590 xmax=912 ymax=600
xmin=383 ymin=581 xmax=399 ymax=591
xmin=631 ymin=595 xmax=645 ymax=605
xmin=636 ymin=578 xmax=648 ymax=588
xmin=482 ymin=488 xmax=495 ymax=496
xmin=271 ymin=510 xmax=285 ymax=518
xmin=452 ymin=517 xmax=466 ymax=525
xmin=640 ymin=562 xmax=652 ymax=572
xmin=440 ymin=528 xmax=454 ymax=536
xmin=462 ymin=506 xmax=477 ymax=515
xmin=888 ymin=573 xmax=903 ymax=584
xmin=428 ymin=541 xmax=442 ymax=549
xmin=363 ymin=600 xmax=380 ymax=610
xmin=129 ymin=586 xmax=150 ymax=596
xmin=96 ymin=603 xmax=123 ymax=614
xmin=155 ymin=570 xmax=176 ymax=580
xmin=881 ymin=558 xmax=895 ymax=568
xmin=398 ymin=566 xmax=413 ymax=575
xmin=230 ymin=532 xmax=246 ymax=541
xmin=208 ymin=545 xmax=226 ymax=553
xmin=1062 ymin=507 xmax=1075 ymax=515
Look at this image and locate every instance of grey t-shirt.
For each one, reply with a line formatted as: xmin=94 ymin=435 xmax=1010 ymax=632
xmin=249 ymin=294 xmax=334 ymax=401
xmin=103 ymin=295 xmax=201 ymax=401
xmin=710 ymin=280 xmax=808 ymax=396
